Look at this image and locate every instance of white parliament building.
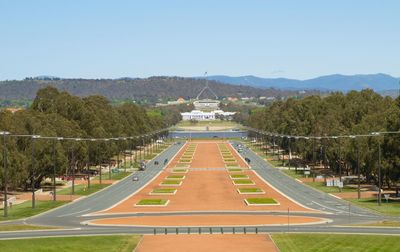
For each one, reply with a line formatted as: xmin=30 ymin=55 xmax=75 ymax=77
xmin=181 ymin=109 xmax=236 ymax=121
xmin=180 ymin=82 xmax=236 ymax=121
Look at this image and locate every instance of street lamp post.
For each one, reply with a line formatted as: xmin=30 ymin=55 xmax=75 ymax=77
xmin=1 ymin=131 xmax=10 ymax=217
xmin=52 ymin=137 xmax=63 ymax=201
xmin=378 ymin=140 xmax=382 ymax=206
xmin=31 ymin=135 xmax=40 ymax=209
xmin=351 ymin=137 xmax=361 ymax=199
xmin=288 ymin=137 xmax=292 ymax=170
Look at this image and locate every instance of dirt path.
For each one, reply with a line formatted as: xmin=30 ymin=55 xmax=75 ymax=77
xmin=135 ymin=234 xmax=278 ymax=252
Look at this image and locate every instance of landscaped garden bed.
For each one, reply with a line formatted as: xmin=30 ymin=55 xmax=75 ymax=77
xmin=135 ymin=199 xmax=169 ymax=206
xmin=232 ymin=179 xmax=255 ymax=185
xmin=160 ymin=180 xmax=182 ymax=186
xmin=230 ymin=174 xmax=249 ymax=179
xmin=150 ymin=188 xmax=177 ymax=195
xmin=237 ymin=188 xmax=265 ymax=194
xmin=227 ymin=168 xmax=243 ymax=172
xmin=244 ymin=198 xmax=278 ymax=205
xmin=224 ymin=159 xmax=237 ymax=163
xmin=166 ymin=175 xmax=185 ymax=180
xmin=175 ymin=163 xmax=190 ymax=168
xmin=172 ymin=168 xmax=188 ymax=173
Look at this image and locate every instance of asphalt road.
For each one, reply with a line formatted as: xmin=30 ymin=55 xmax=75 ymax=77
xmin=1 ymin=139 xmax=400 ymax=240
xmin=25 ymin=141 xmax=186 ymax=227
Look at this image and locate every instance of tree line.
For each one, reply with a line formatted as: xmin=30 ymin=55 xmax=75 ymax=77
xmin=0 ymin=87 xmax=182 ymax=195
xmin=247 ymin=89 xmax=400 ymax=188
xmin=0 ymin=77 xmax=319 ymax=103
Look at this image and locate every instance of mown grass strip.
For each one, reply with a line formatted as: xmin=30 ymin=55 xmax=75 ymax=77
xmin=151 ymin=188 xmax=177 ymax=194
xmin=136 ymin=199 xmax=168 ymax=206
xmin=245 ymin=198 xmax=277 ymax=205
xmin=272 ymin=233 xmax=400 ymax=252
xmin=233 ymin=179 xmax=254 ymax=185
xmin=0 ymin=235 xmax=141 ymax=252
xmin=0 ymin=201 xmax=68 ymax=222
xmin=238 ymin=188 xmax=264 ymax=194
xmin=230 ymin=174 xmax=249 ymax=179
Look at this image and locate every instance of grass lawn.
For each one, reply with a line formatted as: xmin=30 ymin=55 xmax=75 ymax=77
xmin=136 ymin=199 xmax=168 ymax=206
xmin=0 ymin=224 xmax=59 ymax=231
xmin=179 ymin=159 xmax=192 ymax=162
xmin=57 ymin=183 xmax=110 ymax=196
xmin=304 ymin=181 xmax=357 ymax=193
xmin=160 ymin=180 xmax=182 ymax=185
xmin=245 ymin=198 xmax=277 ymax=205
xmin=238 ymin=188 xmax=264 ymax=193
xmin=94 ymin=171 xmax=131 ymax=180
xmin=272 ymin=233 xmax=400 ymax=252
xmin=233 ymin=179 xmax=254 ymax=185
xmin=0 ymin=235 xmax=141 ymax=252
xmin=166 ymin=175 xmax=185 ymax=179
xmin=172 ymin=168 xmax=188 ymax=173
xmin=0 ymin=201 xmax=67 ymax=221
xmin=355 ymin=220 xmax=400 ymax=227
xmin=224 ymin=159 xmax=237 ymax=162
xmin=282 ymin=169 xmax=306 ymax=179
xmin=226 ymin=163 xmax=239 ymax=168
xmin=175 ymin=163 xmax=189 ymax=167
xmin=150 ymin=188 xmax=177 ymax=194
xmin=347 ymin=198 xmax=400 ymax=216
xmin=230 ymin=174 xmax=249 ymax=179
xmin=228 ymin=168 xmax=243 ymax=172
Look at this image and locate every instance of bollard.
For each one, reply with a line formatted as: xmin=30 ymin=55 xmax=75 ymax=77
xmin=154 ymin=228 xmax=156 ymax=235
xmin=221 ymin=227 xmax=223 ymax=234
xmin=255 ymin=227 xmax=258 ymax=234
xmin=210 ymin=227 xmax=212 ymax=234
xmin=188 ymin=227 xmax=190 ymax=234
xmin=165 ymin=228 xmax=167 ymax=235
xmin=244 ymin=227 xmax=246 ymax=234
xmin=176 ymin=228 xmax=178 ymax=235
xmin=199 ymin=227 xmax=201 ymax=235
xmin=233 ymin=227 xmax=235 ymax=234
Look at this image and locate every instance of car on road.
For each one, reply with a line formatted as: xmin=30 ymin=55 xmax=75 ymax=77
xmin=132 ymin=176 xmax=139 ymax=181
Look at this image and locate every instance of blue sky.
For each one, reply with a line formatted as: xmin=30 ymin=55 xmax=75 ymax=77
xmin=0 ymin=0 xmax=399 ymax=80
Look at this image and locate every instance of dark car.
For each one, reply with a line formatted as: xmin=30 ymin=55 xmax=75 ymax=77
xmin=154 ymin=161 xmax=159 ymax=165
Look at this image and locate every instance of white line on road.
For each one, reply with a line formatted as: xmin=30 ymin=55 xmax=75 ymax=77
xmin=57 ymin=208 xmax=91 ymax=218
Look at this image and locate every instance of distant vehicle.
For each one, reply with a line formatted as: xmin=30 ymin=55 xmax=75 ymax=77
xmin=213 ymin=135 xmax=218 ymax=138
xmin=238 ymin=149 xmax=243 ymax=153
xmin=132 ymin=176 xmax=139 ymax=181
xmin=139 ymin=160 xmax=146 ymax=171
xmin=164 ymin=158 xmax=168 ymax=165
xmin=154 ymin=161 xmax=159 ymax=165
xmin=245 ymin=157 xmax=251 ymax=163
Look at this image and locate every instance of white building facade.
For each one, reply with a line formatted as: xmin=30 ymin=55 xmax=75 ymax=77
xmin=181 ymin=110 xmax=235 ymax=121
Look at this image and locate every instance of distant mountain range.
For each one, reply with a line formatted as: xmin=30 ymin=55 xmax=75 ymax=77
xmin=203 ymin=73 xmax=400 ymax=92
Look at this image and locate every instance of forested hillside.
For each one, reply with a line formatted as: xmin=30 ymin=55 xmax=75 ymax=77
xmin=0 ymin=77 xmax=316 ymax=103
xmin=248 ymin=89 xmax=400 ymax=187
xmin=0 ymin=87 xmax=181 ymax=192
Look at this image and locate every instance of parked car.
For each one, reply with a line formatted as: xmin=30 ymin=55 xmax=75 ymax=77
xmin=132 ymin=176 xmax=139 ymax=181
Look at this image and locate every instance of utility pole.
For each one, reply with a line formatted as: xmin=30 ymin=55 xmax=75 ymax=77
xmin=378 ymin=141 xmax=382 ymax=206
xmin=1 ymin=131 xmax=10 ymax=217
xmin=357 ymin=142 xmax=361 ymax=199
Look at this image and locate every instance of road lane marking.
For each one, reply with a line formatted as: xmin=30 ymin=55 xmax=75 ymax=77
xmin=57 ymin=208 xmax=91 ymax=217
